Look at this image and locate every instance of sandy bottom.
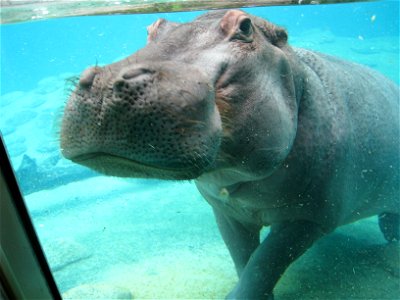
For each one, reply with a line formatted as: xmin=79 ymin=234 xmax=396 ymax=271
xmin=24 ymin=177 xmax=399 ymax=299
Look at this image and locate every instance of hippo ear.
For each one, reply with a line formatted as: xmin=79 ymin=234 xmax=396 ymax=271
xmin=147 ymin=18 xmax=166 ymax=43
xmin=220 ymin=10 xmax=254 ymax=42
xmin=146 ymin=18 xmax=179 ymax=43
xmin=252 ymin=16 xmax=288 ymax=47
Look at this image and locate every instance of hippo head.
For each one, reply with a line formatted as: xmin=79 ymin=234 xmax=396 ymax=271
xmin=61 ymin=10 xmax=301 ymax=180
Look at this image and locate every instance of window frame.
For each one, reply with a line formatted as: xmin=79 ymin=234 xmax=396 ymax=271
xmin=0 ymin=134 xmax=61 ymax=300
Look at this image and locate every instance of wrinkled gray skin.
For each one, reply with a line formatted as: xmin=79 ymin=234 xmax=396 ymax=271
xmin=61 ymin=10 xmax=400 ymax=299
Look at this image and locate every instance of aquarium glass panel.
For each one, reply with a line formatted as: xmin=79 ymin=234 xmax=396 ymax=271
xmin=1 ymin=1 xmax=398 ymax=298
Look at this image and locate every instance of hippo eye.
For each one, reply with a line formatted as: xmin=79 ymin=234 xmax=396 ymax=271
xmin=239 ymin=18 xmax=252 ymax=36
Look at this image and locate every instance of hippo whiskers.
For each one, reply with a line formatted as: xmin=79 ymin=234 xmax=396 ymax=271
xmin=61 ymin=9 xmax=399 ymax=299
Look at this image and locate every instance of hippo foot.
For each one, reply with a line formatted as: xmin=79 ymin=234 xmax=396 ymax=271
xmin=225 ymin=284 xmax=238 ymax=299
xmin=226 ymin=288 xmax=274 ymax=300
xmin=379 ymin=213 xmax=400 ymax=242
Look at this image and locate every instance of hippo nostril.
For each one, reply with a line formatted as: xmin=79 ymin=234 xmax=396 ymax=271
xmin=79 ymin=67 xmax=99 ymax=89
xmin=114 ymin=67 xmax=154 ymax=95
xmin=122 ymin=67 xmax=154 ymax=80
xmin=114 ymin=80 xmax=126 ymax=92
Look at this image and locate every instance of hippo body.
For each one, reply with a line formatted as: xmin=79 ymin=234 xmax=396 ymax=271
xmin=61 ymin=10 xmax=399 ymax=299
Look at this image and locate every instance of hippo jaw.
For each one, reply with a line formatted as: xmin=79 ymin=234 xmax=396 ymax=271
xmin=61 ymin=61 xmax=223 ymax=180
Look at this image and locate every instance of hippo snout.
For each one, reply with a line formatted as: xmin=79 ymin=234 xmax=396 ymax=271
xmin=61 ymin=61 xmax=222 ymax=179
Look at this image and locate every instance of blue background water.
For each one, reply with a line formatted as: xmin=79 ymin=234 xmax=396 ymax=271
xmin=0 ymin=1 xmax=399 ymax=298
xmin=1 ymin=1 xmax=399 ymax=95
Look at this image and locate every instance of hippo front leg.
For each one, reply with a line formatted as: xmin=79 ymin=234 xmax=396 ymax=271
xmin=226 ymin=220 xmax=325 ymax=300
xmin=213 ymin=208 xmax=261 ymax=275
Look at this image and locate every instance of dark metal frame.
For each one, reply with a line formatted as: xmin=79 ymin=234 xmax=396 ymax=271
xmin=0 ymin=133 xmax=61 ymax=299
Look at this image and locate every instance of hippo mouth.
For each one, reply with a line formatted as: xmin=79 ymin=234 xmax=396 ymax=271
xmin=70 ymin=152 xmax=208 ymax=180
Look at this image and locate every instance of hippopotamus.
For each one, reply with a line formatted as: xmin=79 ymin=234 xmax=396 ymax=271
xmin=60 ymin=9 xmax=399 ymax=299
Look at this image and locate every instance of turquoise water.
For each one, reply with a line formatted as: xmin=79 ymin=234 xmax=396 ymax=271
xmin=1 ymin=1 xmax=399 ymax=299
